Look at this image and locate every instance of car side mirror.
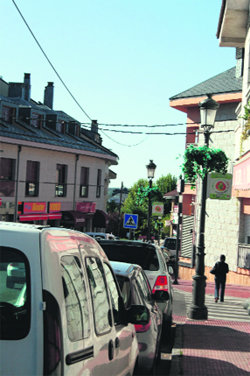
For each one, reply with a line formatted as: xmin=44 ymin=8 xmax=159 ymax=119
xmin=126 ymin=305 xmax=150 ymax=325
xmin=152 ymin=290 xmax=169 ymax=301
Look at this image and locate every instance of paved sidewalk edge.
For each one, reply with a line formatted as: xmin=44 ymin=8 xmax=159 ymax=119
xmin=169 ymin=323 xmax=183 ymax=376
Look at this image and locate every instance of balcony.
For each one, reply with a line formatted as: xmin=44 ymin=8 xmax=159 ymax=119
xmin=238 ymin=243 xmax=250 ymax=269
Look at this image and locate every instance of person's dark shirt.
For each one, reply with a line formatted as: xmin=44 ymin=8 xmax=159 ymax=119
xmin=214 ymin=261 xmax=229 ymax=281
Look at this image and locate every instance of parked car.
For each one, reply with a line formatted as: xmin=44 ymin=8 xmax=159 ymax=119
xmin=0 ymin=222 xmax=150 ymax=376
xmin=161 ymin=237 xmax=179 ymax=259
xmin=97 ymin=239 xmax=173 ymax=333
xmin=110 ymin=261 xmax=164 ymax=375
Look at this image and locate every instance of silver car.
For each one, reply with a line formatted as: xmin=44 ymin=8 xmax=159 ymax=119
xmin=110 ymin=261 xmax=164 ymax=375
xmin=97 ymin=239 xmax=173 ymax=334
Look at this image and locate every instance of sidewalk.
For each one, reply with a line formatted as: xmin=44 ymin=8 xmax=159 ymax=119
xmin=169 ymin=279 xmax=250 ymax=376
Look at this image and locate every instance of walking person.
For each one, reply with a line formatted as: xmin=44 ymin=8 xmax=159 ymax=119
xmin=210 ymin=254 xmax=229 ymax=303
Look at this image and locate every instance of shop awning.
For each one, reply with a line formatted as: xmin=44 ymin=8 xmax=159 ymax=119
xmin=61 ymin=211 xmax=88 ymax=227
xmin=19 ymin=213 xmax=62 ymax=222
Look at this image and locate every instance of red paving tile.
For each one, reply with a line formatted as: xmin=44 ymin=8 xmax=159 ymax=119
xmin=170 ymin=280 xmax=250 ymax=376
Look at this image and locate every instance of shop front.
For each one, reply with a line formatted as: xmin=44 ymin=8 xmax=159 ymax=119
xmin=18 ymin=201 xmax=62 ymax=225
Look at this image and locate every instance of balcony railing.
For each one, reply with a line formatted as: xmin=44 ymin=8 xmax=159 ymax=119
xmin=238 ymin=243 xmax=250 ymax=269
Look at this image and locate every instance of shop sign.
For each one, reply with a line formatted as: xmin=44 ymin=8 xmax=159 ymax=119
xmin=23 ymin=202 xmax=47 ymax=214
xmin=49 ymin=202 xmax=61 ymax=213
xmin=152 ymin=202 xmax=164 ymax=217
xmin=76 ymin=201 xmax=96 ymax=213
xmin=207 ymin=173 xmax=232 ymax=200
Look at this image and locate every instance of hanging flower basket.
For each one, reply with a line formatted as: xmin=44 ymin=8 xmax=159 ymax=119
xmin=182 ymin=145 xmax=229 ymax=186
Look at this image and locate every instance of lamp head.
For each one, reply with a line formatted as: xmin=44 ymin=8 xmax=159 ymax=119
xmin=146 ymin=160 xmax=157 ymax=179
xmin=199 ymin=94 xmax=219 ymax=130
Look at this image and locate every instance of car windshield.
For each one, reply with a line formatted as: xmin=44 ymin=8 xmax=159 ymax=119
xmin=100 ymin=243 xmax=159 ymax=271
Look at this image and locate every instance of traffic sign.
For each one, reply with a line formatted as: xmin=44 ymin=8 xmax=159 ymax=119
xmin=123 ymin=213 xmax=138 ymax=229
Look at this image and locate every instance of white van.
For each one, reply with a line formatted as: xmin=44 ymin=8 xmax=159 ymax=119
xmin=0 ymin=222 xmax=150 ymax=376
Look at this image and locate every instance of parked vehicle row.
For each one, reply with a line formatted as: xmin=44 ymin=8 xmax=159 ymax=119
xmin=0 ymin=223 xmax=174 ymax=376
xmin=0 ymin=223 xmax=150 ymax=376
xmin=97 ymin=239 xmax=174 ymax=334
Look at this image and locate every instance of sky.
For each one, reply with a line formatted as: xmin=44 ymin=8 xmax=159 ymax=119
xmin=1 ymin=0 xmax=236 ymax=189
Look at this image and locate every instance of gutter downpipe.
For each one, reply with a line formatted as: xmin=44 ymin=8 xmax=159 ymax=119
xmin=73 ymin=154 xmax=79 ymax=211
xmin=14 ymin=145 xmax=22 ymax=222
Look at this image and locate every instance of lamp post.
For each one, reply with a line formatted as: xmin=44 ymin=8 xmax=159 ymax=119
xmin=146 ymin=160 xmax=157 ymax=242
xmin=188 ymin=94 xmax=219 ymax=320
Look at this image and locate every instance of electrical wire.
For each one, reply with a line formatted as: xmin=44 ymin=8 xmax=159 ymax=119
xmin=11 ymin=0 xmax=92 ymax=121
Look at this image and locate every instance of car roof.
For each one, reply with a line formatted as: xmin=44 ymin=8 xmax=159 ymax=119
xmin=110 ymin=261 xmax=140 ymax=277
xmin=97 ymin=239 xmax=156 ymax=248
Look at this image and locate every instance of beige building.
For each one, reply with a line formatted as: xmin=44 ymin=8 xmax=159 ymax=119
xmin=0 ymin=73 xmax=118 ymax=231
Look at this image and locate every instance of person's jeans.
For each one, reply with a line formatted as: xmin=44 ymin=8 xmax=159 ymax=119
xmin=215 ymin=277 xmax=226 ymax=301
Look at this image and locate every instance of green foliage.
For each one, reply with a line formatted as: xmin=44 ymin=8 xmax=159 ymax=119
xmin=240 ymin=100 xmax=250 ymax=154
xmin=156 ymin=174 xmax=177 ymax=195
xmin=121 ymin=175 xmax=177 ymax=237
xmin=182 ymin=145 xmax=229 ymax=186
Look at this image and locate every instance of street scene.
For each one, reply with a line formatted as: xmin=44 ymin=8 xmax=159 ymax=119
xmin=1 ymin=0 xmax=250 ymax=375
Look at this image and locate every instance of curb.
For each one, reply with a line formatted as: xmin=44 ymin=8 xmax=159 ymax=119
xmin=169 ymin=323 xmax=183 ymax=375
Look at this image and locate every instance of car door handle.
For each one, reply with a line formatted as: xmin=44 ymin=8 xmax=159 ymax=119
xmin=66 ymin=346 xmax=94 ymax=365
xmin=108 ymin=340 xmax=114 ymax=361
xmin=115 ymin=337 xmax=120 ymax=348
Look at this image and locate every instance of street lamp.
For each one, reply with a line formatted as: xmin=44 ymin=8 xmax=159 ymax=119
xmin=188 ymin=94 xmax=219 ymax=320
xmin=146 ymin=160 xmax=157 ymax=242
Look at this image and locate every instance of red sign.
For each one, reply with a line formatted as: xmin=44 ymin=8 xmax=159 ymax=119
xmin=76 ymin=201 xmax=96 ymax=213
xmin=49 ymin=202 xmax=61 ymax=213
xmin=23 ymin=202 xmax=47 ymax=214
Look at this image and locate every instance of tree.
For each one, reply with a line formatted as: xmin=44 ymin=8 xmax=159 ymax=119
xmin=156 ymin=174 xmax=177 ymax=214
xmin=121 ymin=174 xmax=177 ymax=238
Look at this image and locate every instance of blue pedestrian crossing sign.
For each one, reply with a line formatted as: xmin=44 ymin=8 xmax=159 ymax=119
xmin=123 ymin=213 xmax=138 ymax=229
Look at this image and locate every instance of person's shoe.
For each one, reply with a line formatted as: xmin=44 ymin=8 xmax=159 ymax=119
xmin=215 ymin=297 xmax=218 ymax=303
xmin=220 ymin=300 xmax=224 ymax=302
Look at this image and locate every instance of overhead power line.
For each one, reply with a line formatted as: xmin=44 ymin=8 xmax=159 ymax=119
xmin=11 ymin=0 xmax=92 ymax=121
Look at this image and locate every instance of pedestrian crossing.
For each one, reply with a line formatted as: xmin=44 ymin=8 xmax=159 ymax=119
xmin=178 ymin=290 xmax=250 ymax=322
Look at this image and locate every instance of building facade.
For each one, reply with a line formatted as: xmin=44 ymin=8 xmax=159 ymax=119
xmin=217 ymin=0 xmax=250 ymax=276
xmin=169 ymin=64 xmax=250 ymax=286
xmin=0 ymin=73 xmax=118 ymax=231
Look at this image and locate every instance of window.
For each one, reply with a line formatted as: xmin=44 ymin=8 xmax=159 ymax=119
xmin=86 ymin=257 xmax=111 ymax=334
xmin=2 ymin=106 xmax=16 ymax=123
xmin=0 ymin=157 xmax=16 ymax=180
xmin=103 ymin=263 xmax=122 ymax=325
xmin=80 ymin=167 xmax=89 ymax=197
xmin=61 ymin=255 xmax=90 ymax=341
xmin=96 ymin=169 xmax=102 ymax=198
xmin=55 ymin=164 xmax=67 ymax=197
xmin=31 ymin=113 xmax=43 ymax=128
xmin=0 ymin=157 xmax=16 ymax=197
xmin=25 ymin=160 xmax=40 ymax=197
xmin=116 ymin=275 xmax=131 ymax=309
xmin=0 ymin=247 xmax=30 ymax=340
xmin=136 ymin=271 xmax=152 ymax=302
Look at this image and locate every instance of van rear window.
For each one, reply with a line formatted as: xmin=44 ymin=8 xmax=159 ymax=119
xmin=0 ymin=247 xmax=30 ymax=340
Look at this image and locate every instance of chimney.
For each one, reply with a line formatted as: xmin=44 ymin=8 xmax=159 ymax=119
xmin=23 ymin=73 xmax=31 ymax=101
xmin=44 ymin=82 xmax=54 ymax=109
xmin=91 ymin=119 xmax=98 ymax=133
xmin=235 ymin=48 xmax=244 ymax=78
